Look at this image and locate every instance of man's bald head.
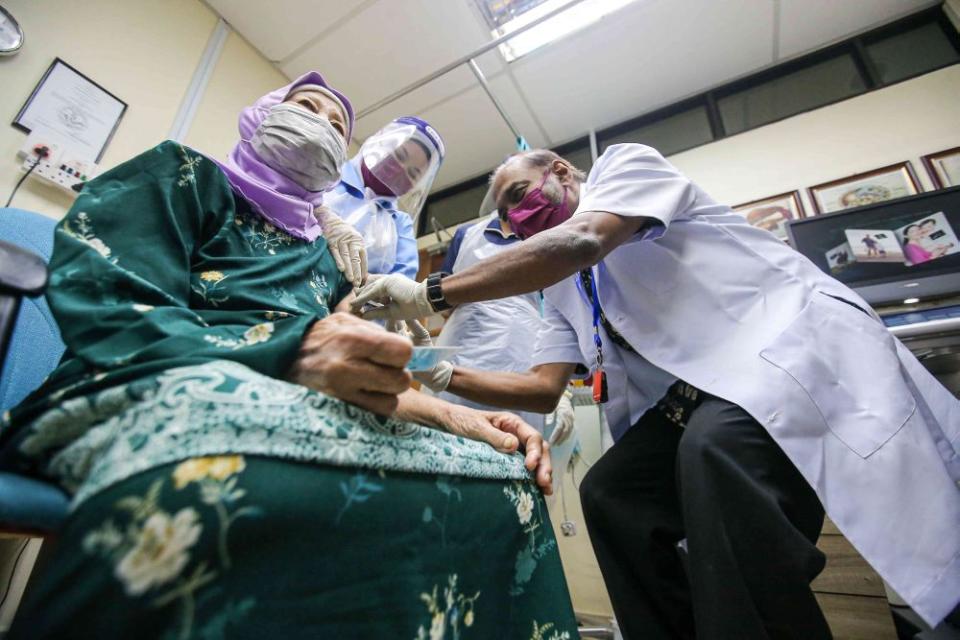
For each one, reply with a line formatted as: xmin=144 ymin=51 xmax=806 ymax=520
xmin=491 ymin=149 xmax=587 ymax=220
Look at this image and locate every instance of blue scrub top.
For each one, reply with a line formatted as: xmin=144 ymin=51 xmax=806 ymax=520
xmin=324 ymin=156 xmax=419 ymax=279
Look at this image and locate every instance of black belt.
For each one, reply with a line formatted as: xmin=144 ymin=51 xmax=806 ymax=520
xmin=656 ymin=381 xmax=709 ymax=428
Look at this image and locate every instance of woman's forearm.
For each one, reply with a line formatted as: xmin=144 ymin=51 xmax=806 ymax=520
xmin=394 ymin=388 xmax=451 ymax=428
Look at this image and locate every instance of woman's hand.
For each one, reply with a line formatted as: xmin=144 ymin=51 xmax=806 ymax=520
xmin=439 ymin=405 xmax=553 ymax=495
xmin=288 ymin=312 xmax=412 ymax=415
xmin=315 ymin=205 xmax=367 ymax=288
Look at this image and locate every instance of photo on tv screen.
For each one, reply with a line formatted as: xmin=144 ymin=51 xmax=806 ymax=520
xmin=787 ymin=187 xmax=960 ymax=303
xmin=844 ymin=228 xmax=905 ymax=263
xmin=834 ymin=211 xmax=958 ymax=269
xmin=895 ymin=212 xmax=959 ymax=266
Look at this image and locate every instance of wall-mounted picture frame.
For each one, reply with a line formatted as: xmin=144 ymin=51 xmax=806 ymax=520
xmin=12 ymin=57 xmax=127 ymax=162
xmin=922 ymin=146 xmax=960 ymax=189
xmin=807 ymin=162 xmax=922 ymax=215
xmin=807 ymin=162 xmax=923 ymax=214
xmin=732 ymin=191 xmax=806 ymax=242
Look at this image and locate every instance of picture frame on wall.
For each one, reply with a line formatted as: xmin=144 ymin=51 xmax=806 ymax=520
xmin=807 ymin=162 xmax=922 ymax=215
xmin=731 ymin=191 xmax=805 ymax=242
xmin=922 ymin=146 xmax=960 ymax=189
xmin=13 ymin=57 xmax=127 ymax=163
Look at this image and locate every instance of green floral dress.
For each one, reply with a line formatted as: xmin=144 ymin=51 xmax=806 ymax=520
xmin=1 ymin=142 xmax=577 ymax=639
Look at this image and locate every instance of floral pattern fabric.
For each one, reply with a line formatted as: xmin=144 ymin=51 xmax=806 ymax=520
xmin=11 ymin=456 xmax=577 ymax=640
xmin=19 ymin=359 xmax=530 ymax=508
xmin=3 ymin=141 xmax=351 ymax=442
xmin=0 ymin=140 xmax=352 ymax=488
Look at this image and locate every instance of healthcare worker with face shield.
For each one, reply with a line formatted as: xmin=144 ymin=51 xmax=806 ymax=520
xmin=354 ymin=144 xmax=960 ymax=639
xmin=323 ymin=117 xmax=444 ymax=280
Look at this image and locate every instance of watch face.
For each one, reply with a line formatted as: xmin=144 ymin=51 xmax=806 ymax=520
xmin=426 ymin=273 xmax=448 ymax=310
xmin=0 ymin=7 xmax=24 ymax=55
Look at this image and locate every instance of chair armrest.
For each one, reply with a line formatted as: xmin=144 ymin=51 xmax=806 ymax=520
xmin=0 ymin=240 xmax=47 ymax=296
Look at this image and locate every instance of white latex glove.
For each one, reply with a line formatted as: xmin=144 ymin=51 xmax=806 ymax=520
xmin=350 ymin=274 xmax=432 ymax=321
xmin=408 ymin=319 xmax=453 ymax=393
xmin=315 ymin=205 xmax=367 ymax=288
xmin=385 ymin=319 xmax=409 ymax=336
xmin=407 ymin=319 xmax=432 ymax=346
xmin=549 ymin=391 xmax=575 ymax=445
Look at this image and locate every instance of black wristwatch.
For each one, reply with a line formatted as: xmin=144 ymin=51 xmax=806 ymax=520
xmin=426 ymin=271 xmax=452 ymax=312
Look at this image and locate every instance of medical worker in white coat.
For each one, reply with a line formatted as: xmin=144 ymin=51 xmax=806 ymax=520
xmin=322 ymin=117 xmax=444 ymax=283
xmin=430 ymin=210 xmax=576 ymax=440
xmin=354 ymin=144 xmax=960 ymax=640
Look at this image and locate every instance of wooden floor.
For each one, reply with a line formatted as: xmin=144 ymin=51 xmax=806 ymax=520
xmin=812 ymin=518 xmax=898 ymax=639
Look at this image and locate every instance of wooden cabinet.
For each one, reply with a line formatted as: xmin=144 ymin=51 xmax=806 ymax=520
xmin=813 ymin=518 xmax=897 ymax=639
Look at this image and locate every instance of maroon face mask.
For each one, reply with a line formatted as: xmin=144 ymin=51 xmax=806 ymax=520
xmin=506 ymin=169 xmax=571 ymax=240
xmin=360 ymin=160 xmax=398 ymax=197
xmin=362 ymin=155 xmax=413 ymax=197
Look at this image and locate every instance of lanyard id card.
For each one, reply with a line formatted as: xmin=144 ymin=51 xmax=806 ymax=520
xmin=579 ymin=269 xmax=608 ymax=404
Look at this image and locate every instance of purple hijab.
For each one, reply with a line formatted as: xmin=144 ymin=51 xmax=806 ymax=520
xmin=207 ymin=71 xmax=355 ymax=242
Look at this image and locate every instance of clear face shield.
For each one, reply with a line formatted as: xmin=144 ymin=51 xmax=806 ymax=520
xmin=360 ymin=118 xmax=444 ymax=225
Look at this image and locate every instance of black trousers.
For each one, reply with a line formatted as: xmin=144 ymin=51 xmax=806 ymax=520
xmin=580 ymin=395 xmax=830 ymax=640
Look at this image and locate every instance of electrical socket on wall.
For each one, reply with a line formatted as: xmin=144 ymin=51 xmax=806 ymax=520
xmin=17 ymin=130 xmax=98 ymax=196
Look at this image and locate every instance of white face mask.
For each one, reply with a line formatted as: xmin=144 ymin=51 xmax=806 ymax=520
xmin=250 ymin=103 xmax=347 ymax=192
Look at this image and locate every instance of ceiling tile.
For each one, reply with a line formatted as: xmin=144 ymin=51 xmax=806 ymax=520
xmin=206 ymin=0 xmax=374 ymax=61
xmin=412 ymin=84 xmax=521 ymax=190
xmin=509 ymin=0 xmax=775 ymax=142
xmin=280 ymin=0 xmax=490 ymax=114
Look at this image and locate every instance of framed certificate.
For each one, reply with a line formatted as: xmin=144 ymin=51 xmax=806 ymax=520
xmin=922 ymin=146 xmax=960 ymax=189
xmin=807 ymin=162 xmax=922 ymax=215
xmin=12 ymin=58 xmax=127 ymax=162
xmin=732 ymin=191 xmax=805 ymax=242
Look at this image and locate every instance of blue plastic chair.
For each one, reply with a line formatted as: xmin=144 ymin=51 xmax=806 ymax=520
xmin=0 ymin=208 xmax=69 ymax=536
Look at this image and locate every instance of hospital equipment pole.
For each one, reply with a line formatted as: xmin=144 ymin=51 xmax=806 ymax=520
xmin=466 ymin=59 xmax=526 ymax=149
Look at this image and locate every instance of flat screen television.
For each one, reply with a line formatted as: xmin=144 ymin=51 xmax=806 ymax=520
xmin=786 ymin=186 xmax=960 ymax=306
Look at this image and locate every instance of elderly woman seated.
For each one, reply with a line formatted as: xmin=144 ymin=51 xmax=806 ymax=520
xmin=1 ymin=73 xmax=577 ymax=639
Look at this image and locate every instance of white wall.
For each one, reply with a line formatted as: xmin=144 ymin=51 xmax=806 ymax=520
xmin=0 ymin=0 xmax=288 ymax=220
xmin=669 ymin=65 xmax=960 ymax=212
xmin=183 ymin=30 xmax=288 ymax=161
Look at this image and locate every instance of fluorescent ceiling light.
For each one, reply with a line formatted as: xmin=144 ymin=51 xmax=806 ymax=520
xmin=491 ymin=0 xmax=639 ymax=62
xmin=903 ymin=297 xmax=920 ymax=304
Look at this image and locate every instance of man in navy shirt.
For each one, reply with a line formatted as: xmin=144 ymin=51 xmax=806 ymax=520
xmin=428 ymin=212 xmax=573 ymax=437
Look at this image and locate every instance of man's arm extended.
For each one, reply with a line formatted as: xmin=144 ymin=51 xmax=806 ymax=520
xmin=442 ymin=211 xmax=649 ymax=306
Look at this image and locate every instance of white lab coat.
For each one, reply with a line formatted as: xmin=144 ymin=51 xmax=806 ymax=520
xmin=435 ymin=214 xmax=548 ymax=431
xmin=530 ymin=144 xmax=960 ymax=626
